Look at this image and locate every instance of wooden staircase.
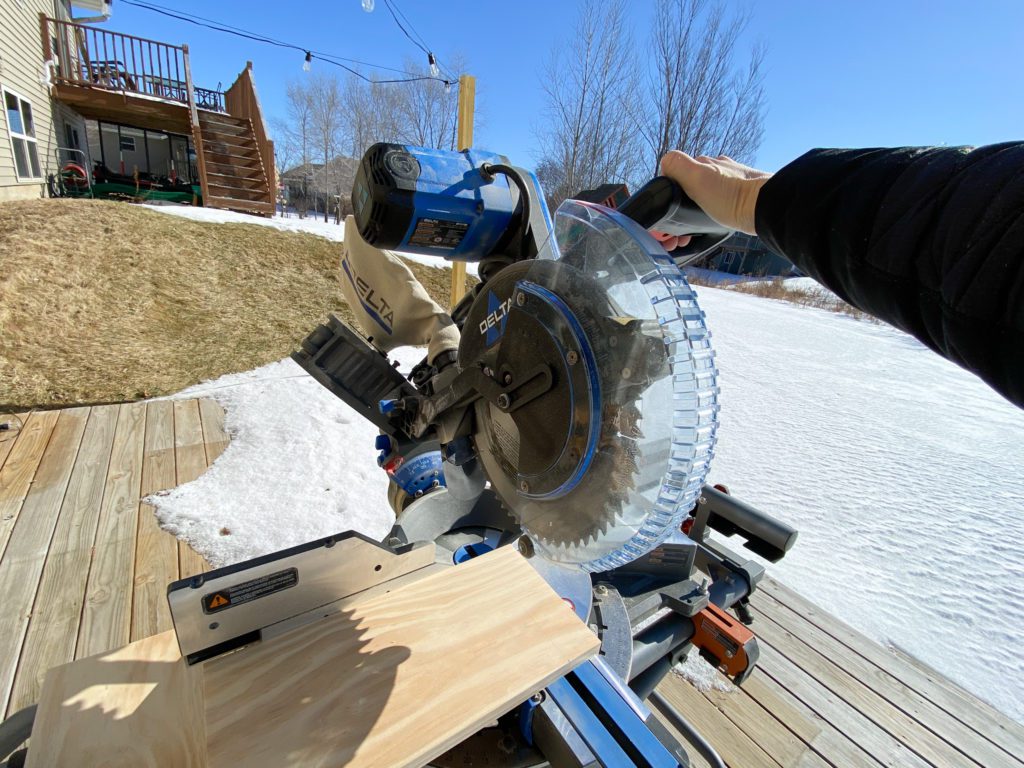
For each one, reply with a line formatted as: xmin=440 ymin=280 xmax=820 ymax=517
xmin=196 ymin=111 xmax=274 ymax=216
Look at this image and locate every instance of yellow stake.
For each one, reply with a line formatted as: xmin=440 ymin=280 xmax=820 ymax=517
xmin=450 ymin=74 xmax=476 ymax=309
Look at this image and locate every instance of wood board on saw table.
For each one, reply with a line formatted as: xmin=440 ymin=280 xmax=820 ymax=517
xmin=28 ymin=545 xmax=599 ymax=767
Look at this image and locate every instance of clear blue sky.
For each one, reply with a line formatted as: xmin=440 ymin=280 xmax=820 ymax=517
xmin=104 ymin=0 xmax=1023 ymax=172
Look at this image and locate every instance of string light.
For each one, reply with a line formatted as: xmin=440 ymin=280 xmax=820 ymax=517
xmin=361 ymin=0 xmax=375 ymax=11
xmin=428 ymin=52 xmax=439 ymax=78
xmin=303 ymin=51 xmax=312 ymax=72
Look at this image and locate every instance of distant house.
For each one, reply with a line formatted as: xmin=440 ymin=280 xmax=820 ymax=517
xmin=702 ymin=233 xmax=796 ymax=278
xmin=0 ymin=0 xmax=275 ymax=215
xmin=281 ymin=156 xmax=358 ymax=216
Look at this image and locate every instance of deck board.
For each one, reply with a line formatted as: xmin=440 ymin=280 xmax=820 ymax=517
xmin=2 ymin=399 xmax=1023 ymax=767
xmin=0 ymin=408 xmax=89 ymax=716
xmin=8 ymin=406 xmax=118 ymax=714
xmin=131 ymin=401 xmax=178 ymax=641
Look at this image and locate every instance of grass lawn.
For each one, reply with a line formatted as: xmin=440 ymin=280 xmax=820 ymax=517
xmin=0 ymin=199 xmax=461 ymax=409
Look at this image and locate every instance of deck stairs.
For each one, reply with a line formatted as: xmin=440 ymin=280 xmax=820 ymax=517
xmin=196 ymin=111 xmax=275 ymax=216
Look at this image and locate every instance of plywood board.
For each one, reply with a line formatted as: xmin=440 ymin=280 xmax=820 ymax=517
xmin=30 ymin=546 xmax=598 ymax=767
xmin=204 ymin=545 xmax=598 ymax=767
xmin=27 ymin=630 xmax=206 ymax=768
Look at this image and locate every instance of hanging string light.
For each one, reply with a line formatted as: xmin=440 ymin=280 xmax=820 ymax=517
xmin=427 ymin=52 xmax=439 ymax=78
xmin=361 ymin=0 xmax=375 ymax=11
xmin=303 ymin=51 xmax=312 ymax=71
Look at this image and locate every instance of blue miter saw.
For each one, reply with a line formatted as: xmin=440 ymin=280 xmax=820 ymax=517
xmin=162 ymin=145 xmax=798 ymax=768
xmin=292 ymin=144 xmax=801 ymax=766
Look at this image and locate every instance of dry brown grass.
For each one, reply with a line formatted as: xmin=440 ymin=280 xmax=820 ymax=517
xmin=0 ymin=199 xmax=466 ymax=409
xmin=687 ymin=274 xmax=873 ymax=322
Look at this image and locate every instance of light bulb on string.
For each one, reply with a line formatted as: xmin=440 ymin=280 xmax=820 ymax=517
xmin=444 ymin=80 xmax=451 ymax=94
xmin=428 ymin=52 xmax=439 ymax=78
xmin=361 ymin=0 xmax=374 ymax=10
xmin=303 ymin=51 xmax=312 ymax=72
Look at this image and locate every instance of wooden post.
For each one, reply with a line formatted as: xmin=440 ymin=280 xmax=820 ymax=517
xmin=449 ymin=74 xmax=476 ymax=309
xmin=182 ymin=44 xmax=210 ymax=207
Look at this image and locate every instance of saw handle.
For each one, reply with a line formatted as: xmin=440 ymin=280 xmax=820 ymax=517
xmin=619 ymin=176 xmax=733 ymax=265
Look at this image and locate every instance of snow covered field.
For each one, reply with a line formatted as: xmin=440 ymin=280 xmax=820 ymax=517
xmin=143 ymin=228 xmax=1024 ymax=722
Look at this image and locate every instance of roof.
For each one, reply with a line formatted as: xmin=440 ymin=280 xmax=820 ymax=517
xmin=280 ymin=162 xmax=324 ymax=180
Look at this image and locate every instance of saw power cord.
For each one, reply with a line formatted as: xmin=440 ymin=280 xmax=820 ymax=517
xmin=649 ymin=691 xmax=727 ymax=768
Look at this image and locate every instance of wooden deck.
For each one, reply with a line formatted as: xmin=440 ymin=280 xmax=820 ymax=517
xmin=2 ymin=400 xmax=1023 ymax=766
xmin=0 ymin=399 xmax=226 ymax=720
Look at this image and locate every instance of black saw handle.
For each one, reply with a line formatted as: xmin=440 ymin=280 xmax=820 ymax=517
xmin=618 ymin=176 xmax=733 ymax=266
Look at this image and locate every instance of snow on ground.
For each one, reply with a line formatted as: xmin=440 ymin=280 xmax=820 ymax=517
xmin=151 ymin=348 xmax=423 ymax=566
xmin=146 ymin=277 xmax=1024 ymax=724
xmin=140 ymin=203 xmax=476 ymax=271
xmin=695 ymin=285 xmax=1024 ymax=723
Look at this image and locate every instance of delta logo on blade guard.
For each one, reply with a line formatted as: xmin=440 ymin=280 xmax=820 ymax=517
xmin=480 ymin=291 xmax=512 ymax=346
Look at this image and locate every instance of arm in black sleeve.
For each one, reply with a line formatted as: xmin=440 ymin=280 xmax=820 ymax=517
xmin=754 ymin=143 xmax=1024 ymax=409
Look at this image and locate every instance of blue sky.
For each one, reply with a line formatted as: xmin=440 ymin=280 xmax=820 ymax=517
xmin=104 ymin=0 xmax=1023 ymax=172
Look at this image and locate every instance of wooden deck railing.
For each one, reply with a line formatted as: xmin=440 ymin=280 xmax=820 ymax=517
xmin=224 ymin=62 xmax=276 ymax=208
xmin=40 ymin=16 xmax=225 ymax=112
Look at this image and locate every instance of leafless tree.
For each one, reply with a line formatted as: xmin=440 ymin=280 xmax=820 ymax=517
xmin=639 ymin=0 xmax=766 ymax=175
xmin=535 ymin=0 xmax=766 ymax=205
xmin=308 ymin=72 xmax=346 ymax=222
xmin=535 ymin=0 xmax=640 ymax=208
xmin=275 ymin=80 xmax=316 ymax=217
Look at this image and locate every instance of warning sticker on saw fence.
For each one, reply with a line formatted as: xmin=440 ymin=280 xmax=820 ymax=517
xmin=408 ymin=217 xmax=468 ymax=250
xmin=202 ymin=567 xmax=298 ymax=614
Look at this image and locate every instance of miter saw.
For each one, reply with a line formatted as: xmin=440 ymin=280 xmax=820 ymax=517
xmin=267 ymin=143 xmax=795 ymax=766
xmin=181 ymin=145 xmax=795 ymax=768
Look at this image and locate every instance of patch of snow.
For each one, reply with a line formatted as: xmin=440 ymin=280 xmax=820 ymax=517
xmin=695 ymin=285 xmax=1024 ymax=724
xmin=149 ymin=348 xmax=425 ymax=568
xmin=139 ymin=203 xmax=478 ymax=274
xmin=672 ymin=654 xmax=735 ymax=694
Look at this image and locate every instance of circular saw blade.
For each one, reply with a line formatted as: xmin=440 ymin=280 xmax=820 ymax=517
xmin=464 ymin=199 xmax=720 ymax=572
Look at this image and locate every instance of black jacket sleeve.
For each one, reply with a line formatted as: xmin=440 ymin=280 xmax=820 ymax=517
xmin=754 ymin=143 xmax=1024 ymax=410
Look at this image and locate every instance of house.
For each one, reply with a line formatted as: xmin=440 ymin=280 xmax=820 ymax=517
xmin=702 ymin=233 xmax=796 ymax=278
xmin=0 ymin=0 xmax=275 ymax=215
xmin=280 ymin=156 xmax=358 ymax=217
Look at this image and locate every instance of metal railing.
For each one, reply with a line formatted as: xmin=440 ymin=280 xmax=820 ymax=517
xmin=40 ymin=16 xmax=224 ymax=111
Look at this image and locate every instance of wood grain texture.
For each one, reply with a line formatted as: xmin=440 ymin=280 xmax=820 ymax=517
xmin=172 ymin=399 xmax=208 ymax=576
xmin=0 ymin=410 xmax=60 ymax=564
xmin=78 ymin=402 xmax=147 ymax=658
xmin=654 ymin=678 xmax=782 ymax=768
xmin=0 ymin=408 xmax=89 ymax=716
xmin=759 ymin=577 xmax=1024 ymax=763
xmin=203 ymin=545 xmax=598 ymax=768
xmin=198 ymin=398 xmax=228 ymax=464
xmin=8 ymin=406 xmax=118 ymax=715
xmin=132 ymin=401 xmax=178 ymax=640
xmin=26 ymin=630 xmax=206 ymax=768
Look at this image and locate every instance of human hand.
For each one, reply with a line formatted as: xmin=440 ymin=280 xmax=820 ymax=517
xmin=653 ymin=151 xmax=772 ymax=245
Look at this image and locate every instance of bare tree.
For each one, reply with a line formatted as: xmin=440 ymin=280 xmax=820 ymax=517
xmin=639 ymin=0 xmax=766 ymax=174
xmin=275 ymin=80 xmax=316 ymax=217
xmin=535 ymin=0 xmax=640 ymax=208
xmin=308 ymin=72 xmax=346 ymax=221
xmin=535 ymin=0 xmax=766 ymax=206
xmin=395 ymin=55 xmax=465 ymax=150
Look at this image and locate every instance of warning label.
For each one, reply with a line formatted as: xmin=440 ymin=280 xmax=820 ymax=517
xmin=202 ymin=567 xmax=298 ymax=614
xmin=408 ymin=217 xmax=468 ymax=250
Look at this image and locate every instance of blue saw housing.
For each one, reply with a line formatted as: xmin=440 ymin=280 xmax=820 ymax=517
xmin=352 ymin=143 xmax=517 ymax=261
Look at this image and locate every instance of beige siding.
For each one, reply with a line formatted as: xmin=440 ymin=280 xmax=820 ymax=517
xmin=0 ymin=0 xmax=74 ymax=198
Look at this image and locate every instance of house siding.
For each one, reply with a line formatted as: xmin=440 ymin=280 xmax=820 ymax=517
xmin=0 ymin=0 xmax=73 ymax=200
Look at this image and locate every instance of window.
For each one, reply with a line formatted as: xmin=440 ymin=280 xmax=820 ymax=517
xmin=4 ymin=89 xmax=41 ymax=180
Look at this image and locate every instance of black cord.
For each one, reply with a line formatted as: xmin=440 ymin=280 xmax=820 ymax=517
xmin=382 ymin=0 xmax=460 ymax=82
xmin=120 ymin=0 xmax=453 ymax=87
xmin=481 ymin=163 xmax=534 ymax=261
